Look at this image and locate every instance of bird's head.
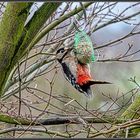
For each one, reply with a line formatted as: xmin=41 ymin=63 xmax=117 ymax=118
xmin=56 ymin=47 xmax=72 ymax=62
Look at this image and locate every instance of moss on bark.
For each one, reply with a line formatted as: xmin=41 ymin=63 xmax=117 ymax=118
xmin=11 ymin=2 xmax=61 ymax=66
xmin=119 ymin=94 xmax=140 ymax=137
xmin=121 ymin=94 xmax=140 ymax=120
xmin=0 ymin=113 xmax=31 ymax=125
xmin=0 ymin=2 xmax=32 ymax=97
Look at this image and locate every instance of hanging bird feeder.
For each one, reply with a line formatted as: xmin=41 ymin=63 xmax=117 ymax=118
xmin=73 ymin=24 xmax=95 ymax=64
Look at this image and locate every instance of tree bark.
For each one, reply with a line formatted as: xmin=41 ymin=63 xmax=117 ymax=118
xmin=0 ymin=2 xmax=32 ymax=97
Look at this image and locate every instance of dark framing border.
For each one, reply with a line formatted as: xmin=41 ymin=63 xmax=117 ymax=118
xmin=0 ymin=1 xmax=139 ymax=140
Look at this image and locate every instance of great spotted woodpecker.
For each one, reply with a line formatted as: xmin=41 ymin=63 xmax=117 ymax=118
xmin=56 ymin=47 xmax=111 ymax=97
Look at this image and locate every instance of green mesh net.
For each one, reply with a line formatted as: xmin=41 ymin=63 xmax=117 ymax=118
xmin=74 ymin=30 xmax=95 ymax=64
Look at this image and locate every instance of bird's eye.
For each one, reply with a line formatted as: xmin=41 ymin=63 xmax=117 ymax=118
xmin=56 ymin=48 xmax=65 ymax=54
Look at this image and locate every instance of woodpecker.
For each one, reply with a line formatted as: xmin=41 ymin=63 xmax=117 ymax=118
xmin=56 ymin=47 xmax=111 ymax=97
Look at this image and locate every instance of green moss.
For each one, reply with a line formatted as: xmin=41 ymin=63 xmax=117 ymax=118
xmin=12 ymin=2 xmax=61 ymax=64
xmin=113 ymin=94 xmax=140 ymax=137
xmin=121 ymin=94 xmax=140 ymax=120
xmin=1 ymin=3 xmax=61 ymax=95
xmin=0 ymin=113 xmax=31 ymax=125
xmin=0 ymin=3 xmax=32 ymax=97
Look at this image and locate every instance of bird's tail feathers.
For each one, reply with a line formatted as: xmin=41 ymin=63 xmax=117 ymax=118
xmin=80 ymin=80 xmax=112 ymax=98
xmin=80 ymin=84 xmax=93 ymax=98
xmin=85 ymin=80 xmax=112 ymax=86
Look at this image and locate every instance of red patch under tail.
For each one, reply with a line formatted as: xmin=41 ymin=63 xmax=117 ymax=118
xmin=76 ymin=63 xmax=93 ymax=86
